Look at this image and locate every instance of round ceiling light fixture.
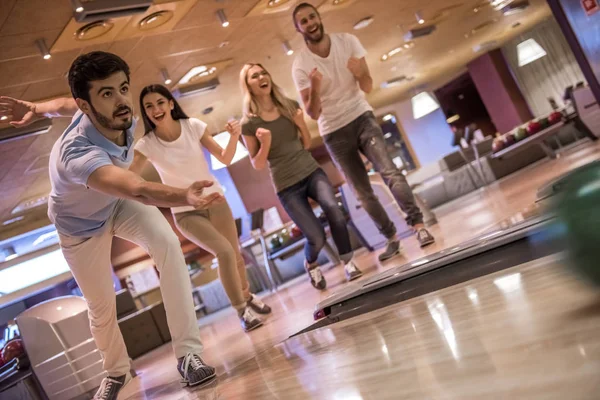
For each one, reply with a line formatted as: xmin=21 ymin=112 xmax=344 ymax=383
xmin=138 ymin=11 xmax=174 ymax=31
xmin=75 ymin=21 xmax=114 ymax=41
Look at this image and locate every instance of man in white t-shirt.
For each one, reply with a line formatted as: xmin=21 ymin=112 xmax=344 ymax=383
xmin=291 ymin=3 xmax=435 ymax=260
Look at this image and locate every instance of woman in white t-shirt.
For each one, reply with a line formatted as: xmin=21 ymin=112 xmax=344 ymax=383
xmin=130 ymin=84 xmax=270 ymax=332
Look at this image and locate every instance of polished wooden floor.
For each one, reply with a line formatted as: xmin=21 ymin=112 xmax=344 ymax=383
xmin=120 ymin=142 xmax=600 ymax=399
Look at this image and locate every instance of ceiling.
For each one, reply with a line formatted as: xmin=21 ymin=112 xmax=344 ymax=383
xmin=0 ymin=0 xmax=553 ymax=240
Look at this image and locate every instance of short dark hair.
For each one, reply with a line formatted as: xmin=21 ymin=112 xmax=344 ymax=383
xmin=139 ymin=84 xmax=189 ymax=134
xmin=292 ymin=2 xmax=320 ymax=27
xmin=68 ymin=51 xmax=130 ymax=103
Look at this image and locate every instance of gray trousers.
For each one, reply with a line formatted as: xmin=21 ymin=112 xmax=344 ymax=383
xmin=323 ymin=111 xmax=423 ymax=239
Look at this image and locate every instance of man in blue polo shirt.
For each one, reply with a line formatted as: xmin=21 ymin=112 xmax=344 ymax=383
xmin=1 ymin=52 xmax=219 ymax=399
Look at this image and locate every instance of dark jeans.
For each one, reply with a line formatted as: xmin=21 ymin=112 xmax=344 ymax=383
xmin=278 ymin=168 xmax=353 ymax=264
xmin=323 ymin=111 xmax=423 ymax=238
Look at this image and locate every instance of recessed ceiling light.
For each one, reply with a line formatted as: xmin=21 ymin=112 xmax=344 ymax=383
xmin=0 ymin=116 xmax=7 ymax=121
xmin=353 ymin=16 xmax=374 ymax=30
xmin=2 ymin=216 xmax=24 ymax=226
xmin=138 ymin=11 xmax=174 ymax=30
xmin=381 ymin=49 xmax=401 ymax=61
xmin=75 ymin=21 xmax=114 ymax=41
xmin=381 ymin=41 xmax=415 ymax=62
xmin=75 ymin=6 xmax=84 ymax=12
xmin=490 ymin=0 xmax=513 ymax=10
xmin=446 ymin=114 xmax=460 ymax=123
xmin=389 ymin=47 xmax=402 ymax=57
xmin=267 ymin=0 xmax=290 ymax=7
xmin=11 ymin=195 xmax=49 ymax=214
xmin=332 ymin=0 xmax=349 ymax=5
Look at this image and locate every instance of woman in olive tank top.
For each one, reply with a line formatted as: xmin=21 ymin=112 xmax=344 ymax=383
xmin=238 ymin=63 xmax=363 ymax=290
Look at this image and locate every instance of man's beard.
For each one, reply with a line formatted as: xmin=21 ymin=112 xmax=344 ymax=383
xmin=90 ymin=103 xmax=133 ymax=131
xmin=303 ymin=24 xmax=325 ymax=44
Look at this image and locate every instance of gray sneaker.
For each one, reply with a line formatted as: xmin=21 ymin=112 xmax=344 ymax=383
xmin=93 ymin=373 xmax=131 ymax=400
xmin=177 ymin=353 xmax=216 ymax=387
xmin=416 ymin=228 xmax=435 ymax=248
xmin=378 ymin=239 xmax=401 ymax=262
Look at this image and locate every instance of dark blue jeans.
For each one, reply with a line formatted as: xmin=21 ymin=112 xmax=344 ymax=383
xmin=278 ymin=169 xmax=353 ymax=264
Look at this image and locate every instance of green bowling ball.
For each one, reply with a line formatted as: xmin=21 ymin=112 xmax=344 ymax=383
xmin=551 ymin=162 xmax=600 ymax=286
xmin=269 ymin=235 xmax=283 ymax=251
xmin=280 ymin=229 xmax=291 ymax=245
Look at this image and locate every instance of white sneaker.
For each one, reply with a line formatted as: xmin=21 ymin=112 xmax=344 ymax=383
xmin=247 ymin=294 xmax=272 ymax=314
xmin=344 ymin=260 xmax=363 ymax=281
xmin=305 ymin=260 xmax=327 ymax=290
xmin=239 ymin=307 xmax=263 ymax=332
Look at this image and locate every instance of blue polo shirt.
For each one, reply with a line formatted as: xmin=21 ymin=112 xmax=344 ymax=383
xmin=48 ymin=110 xmax=136 ymax=237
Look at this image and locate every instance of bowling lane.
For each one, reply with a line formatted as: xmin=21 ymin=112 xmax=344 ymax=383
xmin=155 ymin=254 xmax=600 ymax=400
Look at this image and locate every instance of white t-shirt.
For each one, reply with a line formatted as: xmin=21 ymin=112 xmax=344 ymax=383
xmin=135 ymin=118 xmax=224 ymax=214
xmin=292 ymin=33 xmax=373 ymax=136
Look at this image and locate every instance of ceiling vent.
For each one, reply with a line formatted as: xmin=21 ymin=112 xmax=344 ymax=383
xmin=71 ymin=0 xmax=153 ymax=23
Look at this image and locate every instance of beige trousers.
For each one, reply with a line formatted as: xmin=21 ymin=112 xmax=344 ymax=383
xmin=174 ymin=202 xmax=250 ymax=310
xmin=59 ymin=199 xmax=203 ymax=376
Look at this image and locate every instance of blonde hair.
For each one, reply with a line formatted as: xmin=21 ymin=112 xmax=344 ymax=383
xmin=239 ymin=63 xmax=298 ymax=126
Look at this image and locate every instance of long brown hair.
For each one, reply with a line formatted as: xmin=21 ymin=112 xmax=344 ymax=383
xmin=139 ymin=84 xmax=189 ymax=134
xmin=239 ymin=63 xmax=298 ymax=126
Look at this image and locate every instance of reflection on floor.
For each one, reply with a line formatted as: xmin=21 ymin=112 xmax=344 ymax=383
xmin=121 ymin=142 xmax=600 ymax=399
